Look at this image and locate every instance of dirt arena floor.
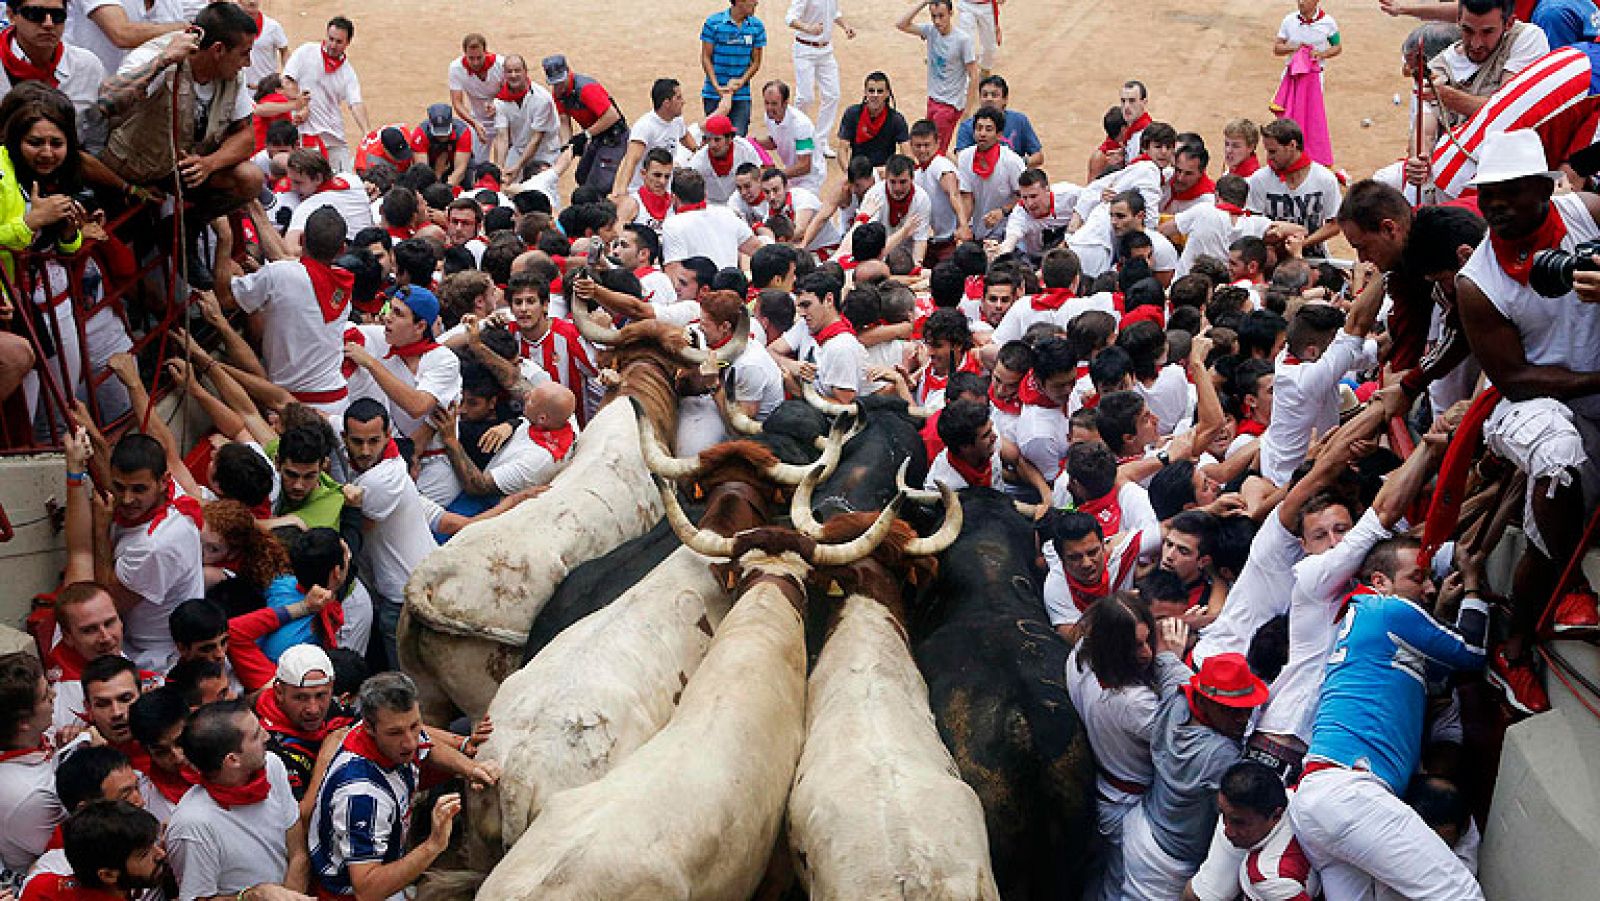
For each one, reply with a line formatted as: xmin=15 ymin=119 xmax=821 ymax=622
xmin=272 ymin=0 xmax=1422 ymax=223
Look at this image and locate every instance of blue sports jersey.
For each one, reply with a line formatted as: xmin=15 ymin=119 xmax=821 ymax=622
xmin=1306 ymin=593 xmax=1486 ymax=793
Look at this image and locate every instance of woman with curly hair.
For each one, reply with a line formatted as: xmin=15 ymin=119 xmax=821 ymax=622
xmin=200 ymin=498 xmax=291 ymax=592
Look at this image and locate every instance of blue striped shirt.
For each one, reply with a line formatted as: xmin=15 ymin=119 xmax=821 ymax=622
xmin=701 ymin=10 xmax=766 ymax=101
xmin=308 ymin=732 xmax=428 ymax=896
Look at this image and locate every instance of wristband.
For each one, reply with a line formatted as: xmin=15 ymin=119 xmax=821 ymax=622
xmin=459 ymin=737 xmax=472 ymax=753
xmin=66 ymin=471 xmax=86 ymax=483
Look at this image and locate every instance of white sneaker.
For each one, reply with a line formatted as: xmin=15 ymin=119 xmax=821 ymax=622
xmin=822 ymin=146 xmax=838 ymax=159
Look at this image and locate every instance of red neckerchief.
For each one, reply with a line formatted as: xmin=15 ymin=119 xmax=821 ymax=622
xmin=313 ymin=177 xmax=351 ymax=194
xmin=47 ymin=642 xmax=89 ymax=681
xmin=1118 ymin=112 xmax=1152 ymax=146
xmin=1017 ymin=372 xmax=1059 ymax=409
xmin=1031 ymin=287 xmax=1075 ymax=311
xmin=1216 ymin=201 xmax=1250 ymax=215
xmin=256 ymin=687 xmax=352 ymax=745
xmin=247 ymin=10 xmax=264 ymax=33
xmin=676 ymin=200 xmax=707 ymax=213
xmin=385 ymin=224 xmax=416 ymax=241
xmin=301 ymin=257 xmax=354 ymax=324
xmin=25 ymin=873 xmax=124 ymax=900
xmin=1171 ymin=174 xmax=1216 ymax=202
xmin=1298 ymin=8 xmax=1326 ymax=24
xmin=814 ymin=317 xmax=856 ymax=345
xmin=1229 ymin=155 xmax=1262 ymax=178
xmin=1034 ymin=192 xmax=1058 ymax=220
xmin=463 ymin=52 xmax=497 ymax=79
xmin=113 ymin=477 xmax=203 ymax=535
xmin=887 ymin=184 xmax=916 ymax=227
xmin=143 ymin=761 xmax=200 ymax=804
xmin=855 ymin=104 xmax=888 ymax=143
xmin=1421 ymin=387 xmax=1502 ymax=566
xmin=1067 ymin=565 xmax=1113 ymax=606
xmin=1332 ymin=582 xmax=1377 ymax=624
xmin=385 ymin=338 xmax=440 ymax=360
xmin=708 ymin=144 xmax=735 ymax=177
xmin=1082 ymin=392 xmax=1100 ymax=409
xmin=1097 ymin=137 xmax=1121 ymax=153
xmin=1076 ymin=488 xmax=1123 ymax=534
xmin=528 ymin=422 xmax=576 ymax=461
xmin=297 ymin=582 xmax=346 ymax=645
xmin=638 ymin=185 xmax=673 ymax=221
xmin=341 ymin=721 xmax=430 ymax=771
xmin=1236 ymin=418 xmax=1266 ymax=436
xmin=990 ymin=382 xmax=1022 ymax=416
xmin=946 ymin=448 xmax=993 ymax=488
xmin=1129 ymin=153 xmax=1153 ymax=165
xmin=1187 ymin=576 xmax=1210 ymax=608
xmin=0 ymin=734 xmax=50 ymax=765
xmin=382 ymin=438 xmax=401 ymax=461
xmin=0 ymin=27 xmax=61 ymax=86
xmin=635 ymin=264 xmax=661 ymax=281
xmin=971 ymin=143 xmax=1003 ymax=180
xmin=320 ymin=43 xmax=346 ymax=74
xmin=496 ymin=80 xmax=529 ymax=103
xmin=1282 ymin=351 xmax=1303 ymax=365
xmin=1270 ymin=153 xmax=1312 ymax=182
xmin=199 ymin=768 xmax=272 ymax=809
xmin=1491 ymin=204 xmax=1569 ymax=285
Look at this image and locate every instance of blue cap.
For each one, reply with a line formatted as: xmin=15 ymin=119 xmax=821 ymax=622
xmin=397 ymin=286 xmax=440 ymax=328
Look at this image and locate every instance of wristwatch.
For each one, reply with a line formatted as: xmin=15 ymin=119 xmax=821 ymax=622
xmin=1156 ymin=449 xmax=1171 ymax=466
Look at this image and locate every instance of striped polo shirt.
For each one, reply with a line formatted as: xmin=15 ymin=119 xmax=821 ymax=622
xmin=700 ymin=9 xmax=767 ymax=101
xmin=308 ymin=729 xmax=430 ymax=896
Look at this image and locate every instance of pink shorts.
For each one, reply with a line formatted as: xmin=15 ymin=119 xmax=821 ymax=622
xmin=927 ymin=99 xmax=961 ymax=155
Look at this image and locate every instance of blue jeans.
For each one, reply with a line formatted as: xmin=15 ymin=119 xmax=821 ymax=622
xmin=704 ymin=96 xmax=752 ymax=135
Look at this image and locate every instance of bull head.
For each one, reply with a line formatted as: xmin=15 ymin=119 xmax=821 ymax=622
xmin=571 ymin=288 xmax=750 ymax=369
xmin=654 ymin=474 xmax=907 ymax=567
xmin=801 ymin=384 xmax=931 ymax=422
xmin=793 ymin=459 xmax=965 ymax=557
xmin=639 ymin=412 xmax=857 ymax=486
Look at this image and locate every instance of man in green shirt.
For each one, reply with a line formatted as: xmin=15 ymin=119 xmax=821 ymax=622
xmin=273 ymin=425 xmax=347 ymax=531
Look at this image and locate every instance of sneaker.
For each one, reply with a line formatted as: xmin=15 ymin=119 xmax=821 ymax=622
xmin=1486 ymin=649 xmax=1551 ymax=715
xmin=1553 ymin=588 xmax=1600 ymax=635
xmin=821 ymin=146 xmax=838 ymax=159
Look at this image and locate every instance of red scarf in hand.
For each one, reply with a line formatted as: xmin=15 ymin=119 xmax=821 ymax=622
xmin=1170 ymin=174 xmax=1216 ymax=202
xmin=814 ymin=317 xmax=856 ymax=346
xmin=320 ymin=44 xmax=346 ymax=74
xmin=1236 ymin=418 xmax=1266 ymax=437
xmin=990 ymin=381 xmax=1022 ymax=416
xmin=385 ymin=338 xmax=440 ymax=359
xmin=1016 ymin=371 xmax=1058 ymax=409
xmin=0 ymin=27 xmax=61 ymax=86
xmin=946 ymin=449 xmax=993 ymax=488
xmin=708 ymin=145 xmax=736 ymax=177
xmin=463 ymin=53 xmax=497 ymax=79
xmin=1492 ymin=204 xmax=1569 ymax=285
xmin=971 ymin=143 xmax=1003 ymax=180
xmin=1270 ymin=152 xmax=1312 ymax=182
xmin=1229 ymin=154 xmax=1262 ymax=178
xmin=1031 ymin=288 xmax=1075 ymax=311
xmin=887 ymin=185 xmax=916 ymax=227
xmin=855 ymin=104 xmax=888 ymax=143
xmin=496 ymin=81 xmax=529 ymax=103
xmin=639 ymin=185 xmax=673 ymax=221
xmin=199 ymin=768 xmax=272 ymax=809
xmin=1118 ymin=112 xmax=1152 ymax=146
xmin=341 ymin=326 xmax=365 ymax=377
xmin=1420 ymin=387 xmax=1503 ymax=566
xmin=1076 ymin=488 xmax=1123 ymax=535
xmin=143 ymin=762 xmax=200 ymax=804
xmin=302 ymin=258 xmax=354 ymax=323
xmin=113 ymin=477 xmax=204 ymax=535
xmin=529 ymin=422 xmax=576 ymax=461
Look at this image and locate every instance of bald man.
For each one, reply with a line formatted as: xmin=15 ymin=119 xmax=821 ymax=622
xmin=433 ymin=378 xmax=572 ymax=508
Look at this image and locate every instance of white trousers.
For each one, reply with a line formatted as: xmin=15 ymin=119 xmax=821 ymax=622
xmin=1290 ymin=767 xmax=1485 ymax=901
xmin=792 ymin=43 xmax=840 ymax=152
xmin=1121 ymin=802 xmax=1198 ymax=901
xmin=958 ymin=1 xmax=1000 ymax=70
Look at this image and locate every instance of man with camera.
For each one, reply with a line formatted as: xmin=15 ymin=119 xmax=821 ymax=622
xmin=1456 ymin=129 xmax=1600 ymax=715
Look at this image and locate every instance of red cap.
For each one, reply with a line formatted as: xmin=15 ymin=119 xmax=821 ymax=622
xmin=1186 ymin=653 xmax=1270 ymax=708
xmin=704 ymin=114 xmax=736 ymax=137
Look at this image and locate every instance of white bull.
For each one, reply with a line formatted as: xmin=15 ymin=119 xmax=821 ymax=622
xmin=398 ymin=401 xmax=663 ymax=721
xmin=788 ymin=594 xmax=1001 ymax=900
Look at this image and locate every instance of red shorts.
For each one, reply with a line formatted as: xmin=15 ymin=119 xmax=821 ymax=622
xmin=927 ymin=100 xmax=961 ymax=154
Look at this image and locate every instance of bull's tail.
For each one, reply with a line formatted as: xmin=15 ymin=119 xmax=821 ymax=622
xmin=415 ymin=869 xmax=487 ymax=901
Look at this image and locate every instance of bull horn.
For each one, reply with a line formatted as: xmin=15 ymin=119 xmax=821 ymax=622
xmin=894 ymin=458 xmax=942 ymax=505
xmin=638 ymin=416 xmax=703 ymax=480
xmin=765 ymin=413 xmax=854 ymax=485
xmin=811 ymin=493 xmax=906 ymax=567
xmin=715 ymin=388 xmax=762 ymax=436
xmin=788 ymin=464 xmax=828 ymax=538
xmin=654 ymin=474 xmax=736 ymax=558
xmin=678 ymin=309 xmax=751 ymax=365
xmin=902 ymin=480 xmax=964 ymax=557
xmin=803 ymin=384 xmax=858 ymax=418
xmin=570 ymin=285 xmax=623 ymax=346
xmin=811 ymin=411 xmax=864 ymax=452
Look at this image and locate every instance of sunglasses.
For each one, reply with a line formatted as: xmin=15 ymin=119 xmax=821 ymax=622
xmin=16 ymin=6 xmax=68 ymax=24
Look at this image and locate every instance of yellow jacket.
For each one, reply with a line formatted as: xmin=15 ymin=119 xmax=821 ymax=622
xmin=0 ymin=145 xmax=83 ymax=285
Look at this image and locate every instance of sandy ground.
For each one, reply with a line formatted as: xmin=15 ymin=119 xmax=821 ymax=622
xmin=270 ymin=0 xmax=1424 ymax=216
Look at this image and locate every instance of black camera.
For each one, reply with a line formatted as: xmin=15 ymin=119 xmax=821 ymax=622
xmin=1529 ymin=238 xmax=1600 ymax=298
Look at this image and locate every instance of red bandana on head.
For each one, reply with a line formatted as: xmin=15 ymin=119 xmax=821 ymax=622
xmin=113 ymin=477 xmax=203 ymax=535
xmin=1016 ymin=371 xmax=1059 ymax=409
xmin=0 ymin=27 xmax=61 ymax=86
xmin=1170 ymin=174 xmax=1216 ymax=202
xmin=1492 ymin=203 xmax=1569 ymax=285
xmin=463 ymin=52 xmax=497 ymax=79
xmin=199 ymin=768 xmax=272 ymax=809
xmin=971 ymin=143 xmax=1003 ymax=180
xmin=528 ymin=422 xmax=576 ymax=461
xmin=814 ymin=317 xmax=856 ymax=345
xmin=855 ymin=104 xmax=888 ymax=144
xmin=301 ymin=258 xmax=354 ymax=324
xmin=1031 ymin=288 xmax=1075 ymax=311
xmin=1269 ymin=152 xmax=1312 ymax=182
xmin=639 ymin=185 xmax=673 ymax=221
xmin=887 ymin=184 xmax=916 ymax=227
xmin=1118 ymin=112 xmax=1152 ymax=146
xmin=947 ymin=449 xmax=993 ymax=488
xmin=320 ymin=43 xmax=346 ymax=74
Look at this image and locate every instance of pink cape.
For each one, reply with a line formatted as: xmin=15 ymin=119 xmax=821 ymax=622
xmin=1272 ymin=45 xmax=1334 ymax=166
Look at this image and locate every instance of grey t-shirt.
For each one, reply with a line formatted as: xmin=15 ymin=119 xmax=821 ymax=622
xmin=918 ymin=22 xmax=976 ymax=108
xmin=1142 ymin=664 xmax=1245 ymax=864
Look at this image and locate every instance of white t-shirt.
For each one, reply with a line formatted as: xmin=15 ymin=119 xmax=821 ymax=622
xmin=246 ymin=14 xmax=288 ymax=88
xmin=112 ymin=508 xmax=205 ymax=673
xmin=926 ymin=446 xmax=1003 ymax=490
xmin=350 ymin=456 xmax=445 ymax=600
xmin=1137 ymin=364 xmax=1192 ymax=437
xmin=284 ymin=42 xmax=363 ymax=146
xmin=992 ymin=292 xmax=1119 ymax=347
xmin=956 ymin=143 xmax=1026 ymax=240
xmin=728 ymin=339 xmax=786 ymax=419
xmin=1435 ymin=24 xmax=1548 ymax=87
xmin=1191 ymin=510 xmax=1304 ymax=668
xmin=917 ymin=22 xmax=976 ymax=108
xmin=446 ymin=55 xmax=507 ymax=129
xmin=0 ymin=748 xmax=62 ymax=882
xmin=914 ymin=155 xmax=961 ymax=241
xmin=1001 ymin=183 xmax=1081 ymax=258
xmin=858 ymin=181 xmax=933 ymax=246
xmin=167 ymin=755 xmax=299 ymax=901
xmin=809 ymin=329 xmax=868 ymax=398
xmin=1246 ymin=162 xmax=1342 ymax=236
xmin=286 ymin=180 xmax=375 ymax=239
xmin=627 ymin=110 xmax=690 ymax=191
xmin=661 ymin=206 xmax=755 ymax=269
xmin=689 ymin=137 xmax=767 ymax=204
xmin=351 ymin=325 xmax=462 ymax=450
xmin=66 ymin=0 xmax=186 ymax=75
xmin=1258 ymin=330 xmax=1377 ymax=485
xmin=1014 ymin=401 xmax=1070 ymax=483
xmin=1065 ymin=644 xmax=1161 ymax=797
xmin=493 ymin=86 xmax=561 ymax=168
xmin=1277 ymin=10 xmax=1340 ymax=55
xmin=764 ymin=105 xmax=824 ymax=193
xmin=1173 ymin=203 xmax=1271 ymax=278
xmin=0 ymin=39 xmax=104 ymax=128
xmin=477 ymin=426 xmax=557 ymax=495
xmin=230 ymin=260 xmax=350 ymax=402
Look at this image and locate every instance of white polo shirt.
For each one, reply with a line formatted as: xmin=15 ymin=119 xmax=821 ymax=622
xmin=764 ymin=105 xmax=824 ymax=194
xmin=688 ymin=137 xmax=766 ymax=205
xmin=446 ymin=55 xmax=506 ymax=130
xmin=229 ymin=260 xmax=350 ymax=405
xmin=113 ymin=508 xmax=205 ymax=673
xmin=245 ymin=13 xmax=288 ymax=89
xmin=626 ymin=110 xmax=690 ymax=191
xmin=661 ymin=206 xmax=755 ymax=270
xmin=914 ymin=154 xmax=961 ymax=241
xmin=955 ymin=143 xmax=1025 ymax=240
xmin=0 ymin=37 xmax=104 ymax=127
xmin=493 ymin=85 xmax=561 ymax=168
xmin=284 ymin=42 xmax=363 ymax=147
xmin=167 ymin=755 xmax=299 ymax=901
xmin=350 ymin=455 xmax=445 ymax=600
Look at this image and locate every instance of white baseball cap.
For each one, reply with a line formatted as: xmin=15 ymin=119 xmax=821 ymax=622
xmin=1468 ymin=130 xmax=1561 ymax=187
xmin=275 ymin=644 xmax=335 ymax=688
